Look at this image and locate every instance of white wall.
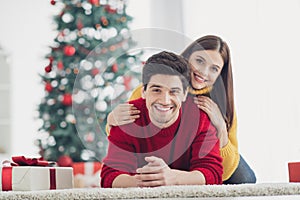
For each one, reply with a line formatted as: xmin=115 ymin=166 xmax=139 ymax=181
xmin=0 ymin=0 xmax=300 ymax=183
xmin=183 ymin=0 xmax=300 ymax=183
xmin=0 ymin=0 xmax=56 ymax=157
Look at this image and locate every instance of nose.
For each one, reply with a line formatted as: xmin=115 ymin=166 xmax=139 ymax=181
xmin=193 ymin=63 xmax=209 ymax=77
xmin=201 ymin=66 xmax=209 ymax=76
xmin=160 ymin=91 xmax=171 ymax=104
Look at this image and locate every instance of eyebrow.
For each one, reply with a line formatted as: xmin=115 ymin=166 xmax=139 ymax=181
xmin=196 ymin=55 xmax=221 ymax=69
xmin=149 ymin=84 xmax=182 ymax=91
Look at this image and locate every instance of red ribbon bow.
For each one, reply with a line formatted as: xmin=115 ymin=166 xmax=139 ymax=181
xmin=6 ymin=156 xmax=56 ymax=167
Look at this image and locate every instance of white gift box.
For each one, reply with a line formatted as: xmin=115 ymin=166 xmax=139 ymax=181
xmin=0 ymin=166 xmax=73 ymax=191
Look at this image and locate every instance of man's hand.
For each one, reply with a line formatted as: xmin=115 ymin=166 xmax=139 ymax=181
xmin=135 ymin=156 xmax=177 ymax=187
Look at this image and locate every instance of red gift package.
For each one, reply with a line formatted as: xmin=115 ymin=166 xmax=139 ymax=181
xmin=72 ymin=162 xmax=102 ymax=188
xmin=288 ymin=162 xmax=300 ymax=182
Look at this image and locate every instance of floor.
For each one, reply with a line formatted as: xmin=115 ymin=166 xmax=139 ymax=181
xmin=201 ymin=196 xmax=300 ymax=200
xmin=140 ymin=196 xmax=300 ymax=200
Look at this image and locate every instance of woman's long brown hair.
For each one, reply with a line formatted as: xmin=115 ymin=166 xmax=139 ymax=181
xmin=181 ymin=35 xmax=234 ymax=129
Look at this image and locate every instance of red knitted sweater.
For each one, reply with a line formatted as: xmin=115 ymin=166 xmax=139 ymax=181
xmin=101 ymin=95 xmax=223 ymax=187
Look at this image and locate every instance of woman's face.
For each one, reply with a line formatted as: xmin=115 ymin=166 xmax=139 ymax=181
xmin=189 ymin=50 xmax=224 ymax=90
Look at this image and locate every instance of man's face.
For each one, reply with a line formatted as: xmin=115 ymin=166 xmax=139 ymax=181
xmin=143 ymin=74 xmax=187 ymax=129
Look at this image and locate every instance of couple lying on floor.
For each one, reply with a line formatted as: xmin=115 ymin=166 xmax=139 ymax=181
xmin=101 ymin=36 xmax=256 ymax=188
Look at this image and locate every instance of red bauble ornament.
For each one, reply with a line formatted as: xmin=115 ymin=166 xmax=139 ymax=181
xmin=45 ymin=82 xmax=53 ymax=92
xmin=123 ymin=76 xmax=132 ymax=91
xmin=57 ymin=60 xmax=64 ymax=70
xmin=62 ymin=93 xmax=72 ymax=106
xmin=91 ymin=68 xmax=100 ymax=76
xmin=112 ymin=63 xmax=118 ymax=73
xmin=100 ymin=17 xmax=108 ymax=27
xmin=105 ymin=5 xmax=117 ymax=14
xmin=57 ymin=155 xmax=73 ymax=167
xmin=89 ymin=0 xmax=99 ymax=5
xmin=45 ymin=65 xmax=52 ymax=73
xmin=77 ymin=19 xmax=83 ymax=30
xmin=63 ymin=45 xmax=76 ymax=56
xmin=50 ymin=0 xmax=56 ymax=5
xmin=50 ymin=124 xmax=56 ymax=131
xmin=85 ymin=132 xmax=95 ymax=143
xmin=109 ymin=45 xmax=116 ymax=52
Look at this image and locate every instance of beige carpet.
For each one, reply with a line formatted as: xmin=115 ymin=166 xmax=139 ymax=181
xmin=1 ymin=183 xmax=300 ymax=200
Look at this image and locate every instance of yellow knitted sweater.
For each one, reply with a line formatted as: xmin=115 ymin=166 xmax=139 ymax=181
xmin=107 ymin=84 xmax=240 ymax=181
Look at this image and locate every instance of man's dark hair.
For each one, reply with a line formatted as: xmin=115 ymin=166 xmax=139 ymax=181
xmin=142 ymin=51 xmax=190 ymax=92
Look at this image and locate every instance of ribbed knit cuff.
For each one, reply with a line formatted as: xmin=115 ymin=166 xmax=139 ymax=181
xmin=220 ymin=141 xmax=240 ymax=181
xmin=101 ymin=171 xmax=124 ymax=188
xmin=220 ymin=141 xmax=237 ymax=158
xmin=195 ymin=168 xmax=222 ymax=185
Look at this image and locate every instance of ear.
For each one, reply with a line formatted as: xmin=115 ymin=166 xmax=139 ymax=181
xmin=141 ymin=86 xmax=146 ymax=99
xmin=182 ymin=90 xmax=188 ymax=102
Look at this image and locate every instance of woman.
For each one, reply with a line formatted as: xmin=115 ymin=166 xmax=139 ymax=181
xmin=106 ymin=35 xmax=256 ymax=184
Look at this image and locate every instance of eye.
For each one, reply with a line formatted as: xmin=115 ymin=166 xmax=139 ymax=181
xmin=151 ymin=88 xmax=161 ymax=93
xmin=170 ymin=90 xmax=180 ymax=95
xmin=211 ymin=66 xmax=219 ymax=73
xmin=196 ymin=58 xmax=204 ymax=64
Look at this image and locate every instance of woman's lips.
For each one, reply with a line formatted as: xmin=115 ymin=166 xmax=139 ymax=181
xmin=193 ymin=72 xmax=206 ymax=83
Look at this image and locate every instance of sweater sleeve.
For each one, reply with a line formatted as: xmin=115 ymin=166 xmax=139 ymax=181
xmin=189 ymin=112 xmax=223 ymax=185
xmin=220 ymin=110 xmax=240 ymax=181
xmin=104 ymin=84 xmax=143 ymax=135
xmin=101 ymin=126 xmax=137 ymax=188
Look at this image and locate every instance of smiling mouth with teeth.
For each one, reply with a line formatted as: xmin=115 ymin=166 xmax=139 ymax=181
xmin=154 ymin=104 xmax=173 ymax=112
xmin=194 ymin=72 xmax=206 ymax=83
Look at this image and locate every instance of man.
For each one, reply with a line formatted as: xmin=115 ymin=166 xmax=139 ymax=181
xmin=101 ymin=51 xmax=223 ymax=188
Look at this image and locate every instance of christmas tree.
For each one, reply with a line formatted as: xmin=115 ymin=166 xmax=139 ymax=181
xmin=37 ymin=0 xmax=142 ymax=165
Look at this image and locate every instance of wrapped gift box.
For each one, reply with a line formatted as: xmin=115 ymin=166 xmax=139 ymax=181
xmin=0 ymin=166 xmax=73 ymax=191
xmin=288 ymin=162 xmax=300 ymax=182
xmin=72 ymin=162 xmax=102 ymax=188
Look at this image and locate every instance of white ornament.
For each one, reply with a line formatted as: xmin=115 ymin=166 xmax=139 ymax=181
xmin=95 ymin=100 xmax=107 ymax=112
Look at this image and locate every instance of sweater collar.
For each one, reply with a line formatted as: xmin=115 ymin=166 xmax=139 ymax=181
xmin=188 ymin=86 xmax=212 ymax=95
